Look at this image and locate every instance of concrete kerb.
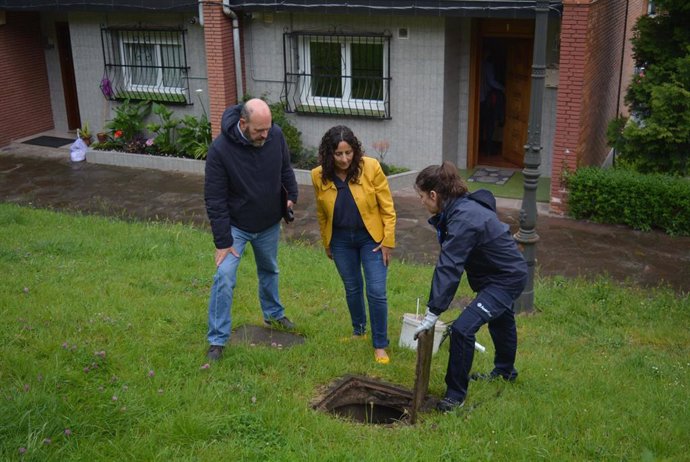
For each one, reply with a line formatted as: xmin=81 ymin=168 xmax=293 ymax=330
xmin=85 ymin=148 xmax=421 ymax=191
xmin=6 ymin=143 xmax=547 ymax=215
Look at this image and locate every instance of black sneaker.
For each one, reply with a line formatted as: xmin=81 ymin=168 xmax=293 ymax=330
xmin=206 ymin=345 xmax=224 ymax=361
xmin=436 ymin=397 xmax=465 ymax=413
xmin=470 ymin=370 xmax=517 ymax=382
xmin=264 ymin=316 xmax=295 ymax=330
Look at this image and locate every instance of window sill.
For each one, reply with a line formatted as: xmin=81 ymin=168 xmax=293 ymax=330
xmin=295 ymin=104 xmax=389 ymax=119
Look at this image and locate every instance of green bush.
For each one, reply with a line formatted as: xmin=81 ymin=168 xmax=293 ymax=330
xmin=105 ymin=99 xmax=152 ymax=141
xmin=566 ymin=167 xmax=690 ymax=235
xmin=268 ymin=101 xmax=303 ymax=163
xmin=609 ymin=1 xmax=690 ymax=176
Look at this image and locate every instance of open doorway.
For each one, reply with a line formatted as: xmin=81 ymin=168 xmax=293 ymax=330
xmin=478 ymin=38 xmax=508 ymax=166
xmin=472 ymin=20 xmax=533 ymax=169
xmin=55 ymin=22 xmax=81 ymax=131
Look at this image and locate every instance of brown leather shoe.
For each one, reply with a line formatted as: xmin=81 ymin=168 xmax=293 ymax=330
xmin=206 ymin=345 xmax=224 ymax=361
xmin=264 ymin=316 xmax=295 ymax=330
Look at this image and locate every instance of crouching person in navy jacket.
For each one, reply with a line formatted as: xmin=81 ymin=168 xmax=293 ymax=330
xmin=204 ymin=98 xmax=298 ymax=361
xmin=413 ymin=161 xmax=527 ymax=412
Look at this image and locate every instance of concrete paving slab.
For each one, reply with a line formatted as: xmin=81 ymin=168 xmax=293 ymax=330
xmin=2 ymin=142 xmax=689 ymax=294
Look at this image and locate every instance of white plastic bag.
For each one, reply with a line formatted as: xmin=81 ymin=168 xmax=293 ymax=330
xmin=70 ymin=137 xmax=87 ymax=162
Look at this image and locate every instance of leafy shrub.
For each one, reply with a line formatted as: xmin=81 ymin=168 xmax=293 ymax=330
xmin=269 ymin=101 xmax=303 ymax=163
xmin=380 ymin=162 xmax=410 ymax=176
xmin=96 ymin=98 xmax=211 ymax=159
xmin=609 ymin=1 xmax=690 ymax=176
xmin=177 ymin=114 xmax=212 ymax=159
xmin=146 ymin=103 xmax=181 ymax=155
xmin=105 ymin=99 xmax=151 ymax=141
xmin=565 ymin=167 xmax=690 ymax=235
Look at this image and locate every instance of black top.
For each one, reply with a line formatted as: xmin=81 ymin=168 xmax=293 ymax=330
xmin=332 ymin=176 xmax=365 ymax=230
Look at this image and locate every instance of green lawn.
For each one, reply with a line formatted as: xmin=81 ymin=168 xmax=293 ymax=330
xmin=459 ymin=168 xmax=551 ymax=202
xmin=1 ymin=204 xmax=688 ymax=461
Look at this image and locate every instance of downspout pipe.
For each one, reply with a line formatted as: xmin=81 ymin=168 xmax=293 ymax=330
xmin=222 ymin=0 xmax=244 ymax=101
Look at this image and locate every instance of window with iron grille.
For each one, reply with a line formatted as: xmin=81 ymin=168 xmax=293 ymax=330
xmin=283 ymin=32 xmax=391 ymax=119
xmin=100 ymin=26 xmax=191 ymax=105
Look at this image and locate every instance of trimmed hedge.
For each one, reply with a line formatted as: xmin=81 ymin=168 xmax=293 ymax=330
xmin=566 ymin=167 xmax=690 ymax=236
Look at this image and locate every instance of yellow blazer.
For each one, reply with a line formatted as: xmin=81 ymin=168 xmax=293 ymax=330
xmin=311 ymin=156 xmax=396 ymax=249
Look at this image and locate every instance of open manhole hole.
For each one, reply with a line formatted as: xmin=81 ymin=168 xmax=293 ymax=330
xmin=230 ymin=325 xmax=304 ymax=348
xmin=312 ymin=375 xmax=437 ymax=425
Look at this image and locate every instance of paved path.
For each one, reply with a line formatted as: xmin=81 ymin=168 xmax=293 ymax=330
xmin=2 ymin=143 xmax=689 ymax=294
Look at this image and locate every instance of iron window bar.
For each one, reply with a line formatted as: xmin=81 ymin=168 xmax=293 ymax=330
xmin=100 ymin=25 xmax=191 ymax=105
xmin=283 ymin=31 xmax=392 ymax=119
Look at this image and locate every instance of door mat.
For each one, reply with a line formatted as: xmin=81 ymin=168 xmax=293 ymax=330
xmin=467 ymin=167 xmax=516 ymax=185
xmin=22 ymin=136 xmax=75 ymax=148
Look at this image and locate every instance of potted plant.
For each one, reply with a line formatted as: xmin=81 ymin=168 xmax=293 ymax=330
xmin=96 ymin=131 xmax=109 ymax=144
xmin=79 ymin=122 xmax=93 ymax=146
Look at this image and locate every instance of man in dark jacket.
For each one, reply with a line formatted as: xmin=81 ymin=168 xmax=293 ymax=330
xmin=413 ymin=162 xmax=527 ymax=412
xmin=204 ymin=98 xmax=298 ymax=361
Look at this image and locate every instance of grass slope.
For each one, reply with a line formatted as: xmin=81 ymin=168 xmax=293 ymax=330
xmin=0 ymin=204 xmax=688 ymax=461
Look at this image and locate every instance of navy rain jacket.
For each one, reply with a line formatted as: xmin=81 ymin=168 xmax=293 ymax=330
xmin=427 ymin=189 xmax=527 ymax=315
xmin=204 ymin=104 xmax=298 ymax=249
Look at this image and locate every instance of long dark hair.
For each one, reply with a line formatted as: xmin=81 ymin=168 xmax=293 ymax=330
xmin=415 ymin=161 xmax=468 ymax=206
xmin=318 ymin=125 xmax=363 ymax=184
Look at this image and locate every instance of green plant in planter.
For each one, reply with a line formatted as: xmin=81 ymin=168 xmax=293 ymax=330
xmin=105 ymin=99 xmax=152 ymax=141
xmin=178 ymin=114 xmax=212 ymax=159
xmin=78 ymin=122 xmax=93 ymax=146
xmin=146 ymin=103 xmax=181 ymax=155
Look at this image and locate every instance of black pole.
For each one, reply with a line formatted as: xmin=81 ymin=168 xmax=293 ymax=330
xmin=514 ymin=0 xmax=549 ymax=313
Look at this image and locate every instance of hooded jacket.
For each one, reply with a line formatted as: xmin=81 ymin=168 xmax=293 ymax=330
xmin=427 ymin=189 xmax=527 ymax=315
xmin=204 ymin=104 xmax=298 ymax=249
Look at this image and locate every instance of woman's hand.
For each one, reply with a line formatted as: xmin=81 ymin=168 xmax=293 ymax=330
xmin=325 ymin=247 xmax=333 ymax=260
xmin=373 ymin=244 xmax=393 ymax=266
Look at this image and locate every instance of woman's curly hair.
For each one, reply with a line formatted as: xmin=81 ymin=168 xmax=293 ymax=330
xmin=318 ymin=125 xmax=363 ymax=184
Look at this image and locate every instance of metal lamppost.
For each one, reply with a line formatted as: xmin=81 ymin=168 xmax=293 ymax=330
xmin=514 ymin=0 xmax=549 ymax=313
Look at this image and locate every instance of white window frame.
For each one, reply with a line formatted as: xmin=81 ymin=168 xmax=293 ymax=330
xmin=298 ymin=36 xmax=388 ymax=113
xmin=119 ymin=32 xmax=185 ymax=96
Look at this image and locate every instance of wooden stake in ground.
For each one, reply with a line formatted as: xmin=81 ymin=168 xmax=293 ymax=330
xmin=410 ymin=328 xmax=434 ymax=424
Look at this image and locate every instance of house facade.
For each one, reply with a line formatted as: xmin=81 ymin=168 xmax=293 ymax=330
xmin=0 ymin=0 xmax=650 ymax=213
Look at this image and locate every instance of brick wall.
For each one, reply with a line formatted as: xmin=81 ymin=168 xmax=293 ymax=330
xmin=0 ymin=11 xmax=54 ymax=147
xmin=550 ymin=0 xmax=646 ymax=214
xmin=619 ymin=0 xmax=649 ymax=117
xmin=550 ymin=1 xmax=588 ymax=214
xmin=203 ymin=2 xmax=243 ymax=138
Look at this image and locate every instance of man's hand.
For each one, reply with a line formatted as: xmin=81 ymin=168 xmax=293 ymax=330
xmin=413 ymin=310 xmax=439 ymax=340
xmin=215 ymin=247 xmax=239 ymax=267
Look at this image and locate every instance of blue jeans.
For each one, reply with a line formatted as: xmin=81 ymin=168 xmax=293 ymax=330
xmin=444 ymin=287 xmax=518 ymax=402
xmin=329 ymin=228 xmax=389 ymax=349
xmin=207 ymin=222 xmax=285 ymax=346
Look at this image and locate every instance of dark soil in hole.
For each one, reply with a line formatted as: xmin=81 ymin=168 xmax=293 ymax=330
xmin=331 ymin=402 xmax=407 ymax=425
xmin=312 ymin=375 xmax=437 ymax=425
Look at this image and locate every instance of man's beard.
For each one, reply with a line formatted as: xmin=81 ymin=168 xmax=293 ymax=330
xmin=243 ymin=128 xmax=265 ymax=147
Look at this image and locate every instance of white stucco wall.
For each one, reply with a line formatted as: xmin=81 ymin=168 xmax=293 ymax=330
xmin=244 ymin=12 xmax=449 ymax=172
xmin=40 ymin=11 xmax=209 ymax=136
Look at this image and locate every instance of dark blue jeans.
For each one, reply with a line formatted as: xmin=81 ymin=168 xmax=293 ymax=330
xmin=444 ymin=287 xmax=518 ymax=402
xmin=329 ymin=228 xmax=389 ymax=349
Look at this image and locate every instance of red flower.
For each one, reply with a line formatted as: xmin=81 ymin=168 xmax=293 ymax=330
xmin=114 ymin=130 xmax=123 ymax=138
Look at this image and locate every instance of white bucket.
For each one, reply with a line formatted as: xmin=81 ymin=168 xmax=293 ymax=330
xmin=398 ymin=313 xmax=448 ymax=355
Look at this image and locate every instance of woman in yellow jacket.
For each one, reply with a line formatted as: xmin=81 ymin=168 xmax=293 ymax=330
xmin=311 ymin=126 xmax=396 ymax=364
